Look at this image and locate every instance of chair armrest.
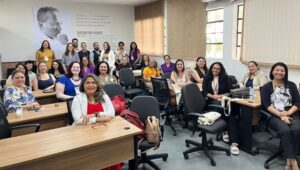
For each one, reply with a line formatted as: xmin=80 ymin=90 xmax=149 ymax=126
xmin=207 ymin=104 xmax=225 ymax=110
xmin=260 ymin=109 xmax=272 ymax=131
xmin=11 ymin=123 xmax=41 ymax=133
xmin=188 ymin=112 xmax=204 ymax=118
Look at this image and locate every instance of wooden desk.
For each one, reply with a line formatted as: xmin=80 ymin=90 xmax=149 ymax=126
xmin=232 ymin=91 xmax=261 ymax=155
xmin=8 ymin=102 xmax=68 ymax=136
xmin=33 ymin=90 xmax=57 ymax=105
xmin=0 ymin=116 xmax=142 ymax=170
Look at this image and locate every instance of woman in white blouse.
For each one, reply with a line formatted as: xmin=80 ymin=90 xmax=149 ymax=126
xmin=100 ymin=42 xmax=115 ymax=71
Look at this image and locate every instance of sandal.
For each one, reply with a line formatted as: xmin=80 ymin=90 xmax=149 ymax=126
xmin=222 ymin=131 xmax=229 ymax=143
xmin=230 ymin=143 xmax=239 ymax=155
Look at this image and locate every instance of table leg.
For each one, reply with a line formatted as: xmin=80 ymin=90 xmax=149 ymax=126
xmin=238 ymin=105 xmax=258 ymax=155
xmin=128 ymin=136 xmax=138 ymax=170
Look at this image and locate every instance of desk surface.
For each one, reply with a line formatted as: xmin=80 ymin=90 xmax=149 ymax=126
xmin=7 ymin=102 xmax=67 ymax=125
xmin=32 ymin=90 xmax=56 ymax=99
xmin=232 ymin=91 xmax=261 ymax=108
xmin=0 ymin=116 xmax=142 ymax=169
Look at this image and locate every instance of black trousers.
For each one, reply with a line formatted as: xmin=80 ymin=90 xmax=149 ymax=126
xmin=207 ymin=100 xmax=239 ymax=144
xmin=269 ymin=114 xmax=300 ymax=159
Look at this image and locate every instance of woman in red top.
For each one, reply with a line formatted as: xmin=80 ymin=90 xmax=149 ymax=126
xmin=71 ymin=74 xmax=120 ymax=170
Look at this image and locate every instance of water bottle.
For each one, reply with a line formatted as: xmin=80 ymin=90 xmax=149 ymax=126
xmin=249 ymin=87 xmax=254 ymax=101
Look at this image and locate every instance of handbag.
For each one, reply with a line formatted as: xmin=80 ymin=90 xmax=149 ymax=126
xmin=198 ymin=111 xmax=221 ymax=126
xmin=110 ymin=95 xmax=126 ymax=115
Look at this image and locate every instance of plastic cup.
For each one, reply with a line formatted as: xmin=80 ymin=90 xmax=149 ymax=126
xmin=16 ymin=107 xmax=23 ymax=118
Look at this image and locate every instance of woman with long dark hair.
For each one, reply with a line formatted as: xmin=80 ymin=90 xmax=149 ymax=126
xmin=202 ymin=62 xmax=239 ymax=155
xmin=129 ymin=42 xmax=141 ymax=69
xmin=61 ymin=43 xmax=80 ymax=70
xmin=261 ymin=62 xmax=300 ymax=170
xmin=100 ymin=42 xmax=115 ymax=70
xmin=48 ymin=60 xmax=66 ymax=78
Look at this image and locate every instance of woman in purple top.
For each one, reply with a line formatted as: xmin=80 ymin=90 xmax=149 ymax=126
xmin=129 ymin=42 xmax=141 ymax=69
xmin=80 ymin=56 xmax=94 ymax=78
xmin=160 ymin=55 xmax=175 ymax=73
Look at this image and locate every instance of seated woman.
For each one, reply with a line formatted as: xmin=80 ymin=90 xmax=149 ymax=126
xmin=160 ymin=55 xmax=175 ymax=74
xmin=37 ymin=62 xmax=56 ymax=90
xmin=4 ymin=70 xmax=41 ymax=112
xmin=115 ymin=56 xmax=131 ymax=80
xmin=170 ymin=59 xmax=191 ymax=105
xmin=48 ymin=60 xmax=66 ymax=79
xmin=170 ymin=59 xmax=191 ymax=88
xmin=95 ymin=61 xmax=117 ymax=86
xmin=56 ymin=62 xmax=82 ymax=100
xmin=80 ymin=55 xmax=95 ymax=78
xmin=239 ymin=61 xmax=268 ymax=90
xmin=261 ymin=62 xmax=300 ymax=170
xmin=71 ymin=74 xmax=119 ymax=170
xmin=202 ymin=62 xmax=239 ymax=155
xmin=140 ymin=54 xmax=150 ymax=68
xmin=191 ymin=56 xmax=208 ymax=84
xmin=6 ymin=63 xmax=38 ymax=91
xmin=143 ymin=59 xmax=160 ymax=93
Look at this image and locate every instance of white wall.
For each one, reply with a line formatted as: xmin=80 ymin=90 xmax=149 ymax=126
xmin=0 ymin=0 xmax=134 ymax=62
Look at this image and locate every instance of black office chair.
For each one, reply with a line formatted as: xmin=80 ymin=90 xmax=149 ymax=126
xmin=0 ymin=109 xmax=40 ymax=139
xmin=0 ymin=89 xmax=5 ymax=101
xmin=228 ymin=75 xmax=239 ymax=89
xmin=0 ymin=79 xmax=6 ymax=89
xmin=119 ymin=68 xmax=144 ymax=99
xmin=151 ymin=77 xmax=178 ymax=136
xmin=130 ymin=96 xmax=168 ymax=170
xmin=161 ymin=72 xmax=171 ymax=79
xmin=66 ymin=98 xmax=74 ymax=125
xmin=181 ymin=83 xmax=230 ymax=166
xmin=103 ymin=83 xmax=131 ymax=107
xmin=6 ymin=68 xmax=15 ymax=79
xmin=103 ymin=84 xmax=125 ymax=98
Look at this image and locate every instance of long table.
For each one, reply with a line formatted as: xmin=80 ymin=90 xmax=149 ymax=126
xmin=0 ymin=116 xmax=142 ymax=170
xmin=32 ymin=90 xmax=57 ymax=105
xmin=7 ymin=102 xmax=68 ymax=136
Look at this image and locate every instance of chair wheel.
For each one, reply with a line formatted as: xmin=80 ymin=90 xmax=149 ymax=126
xmin=183 ymin=154 xmax=189 ymax=159
xmin=185 ymin=143 xmax=190 ymax=147
xmin=208 ymin=140 xmax=213 ymax=146
xmin=226 ymin=151 xmax=231 ymax=156
xmin=264 ymin=163 xmax=269 ymax=169
xmin=163 ymin=157 xmax=168 ymax=161
xmin=211 ymin=160 xmax=216 ymax=166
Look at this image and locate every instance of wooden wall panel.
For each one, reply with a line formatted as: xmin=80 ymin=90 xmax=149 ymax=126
xmin=167 ymin=0 xmax=206 ymax=59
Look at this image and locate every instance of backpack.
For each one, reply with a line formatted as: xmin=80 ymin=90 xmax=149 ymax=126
xmin=120 ymin=110 xmax=145 ymax=139
xmin=145 ymin=116 xmax=161 ymax=146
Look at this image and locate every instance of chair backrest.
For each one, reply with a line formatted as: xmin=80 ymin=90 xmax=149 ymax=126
xmin=0 ymin=108 xmax=11 ymax=139
xmin=181 ymin=83 xmax=206 ymax=114
xmin=151 ymin=77 xmax=170 ymax=106
xmin=161 ymin=72 xmax=171 ymax=79
xmin=0 ymin=89 xmax=5 ymax=101
xmin=0 ymin=80 xmax=6 ymax=89
xmin=119 ymin=68 xmax=136 ymax=86
xmin=66 ymin=98 xmax=74 ymax=125
xmin=103 ymin=84 xmax=125 ymax=98
xmin=6 ymin=68 xmax=14 ymax=79
xmin=130 ymin=96 xmax=160 ymax=123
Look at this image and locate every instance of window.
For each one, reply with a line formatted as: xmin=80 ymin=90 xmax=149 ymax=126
xmin=206 ymin=8 xmax=224 ymax=58
xmin=236 ymin=4 xmax=243 ymax=59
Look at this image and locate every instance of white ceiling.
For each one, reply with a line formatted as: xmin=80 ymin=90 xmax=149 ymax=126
xmin=56 ymin=0 xmax=157 ymax=6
